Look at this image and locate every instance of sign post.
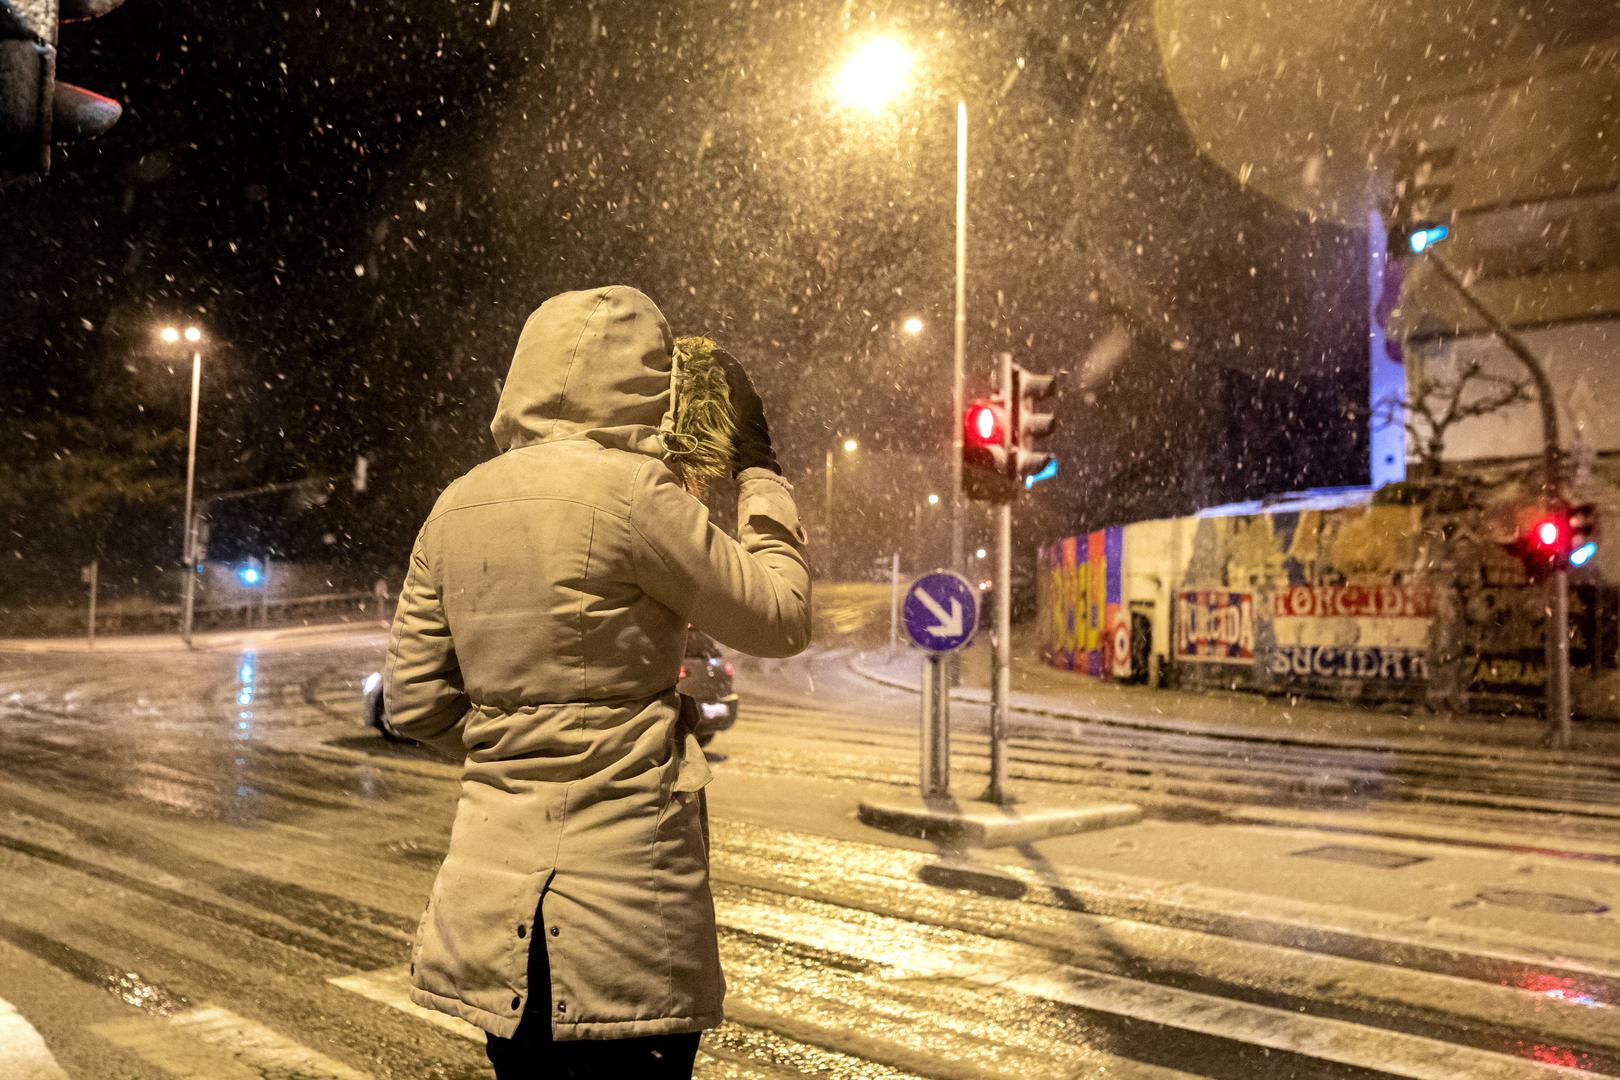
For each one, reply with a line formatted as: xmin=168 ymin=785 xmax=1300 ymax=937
xmin=903 ymin=570 xmax=979 ymax=796
xmin=888 ymin=553 xmax=901 ymax=655
xmin=82 ymin=560 xmax=98 ymax=647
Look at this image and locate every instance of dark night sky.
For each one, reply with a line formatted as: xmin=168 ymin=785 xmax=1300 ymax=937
xmin=1 ymin=0 xmax=1370 ymax=595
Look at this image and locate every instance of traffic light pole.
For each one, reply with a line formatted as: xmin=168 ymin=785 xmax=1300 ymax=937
xmin=1424 ymin=251 xmax=1571 ymax=748
xmin=986 ymin=498 xmax=1012 ymax=805
xmin=985 ymin=349 xmax=1014 ymax=805
xmin=179 ymin=348 xmax=202 ymax=649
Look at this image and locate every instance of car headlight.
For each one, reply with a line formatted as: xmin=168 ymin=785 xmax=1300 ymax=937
xmin=700 ymin=702 xmax=730 ymax=720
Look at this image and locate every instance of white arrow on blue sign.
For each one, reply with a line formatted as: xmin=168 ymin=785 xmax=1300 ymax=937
xmin=903 ymin=570 xmax=980 ymax=653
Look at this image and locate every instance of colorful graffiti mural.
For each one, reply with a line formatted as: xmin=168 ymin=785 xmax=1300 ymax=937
xmin=1039 ymin=527 xmax=1127 ymax=677
xmin=1037 ymin=491 xmax=1616 ymax=713
xmin=1174 ymin=591 xmax=1255 ymax=663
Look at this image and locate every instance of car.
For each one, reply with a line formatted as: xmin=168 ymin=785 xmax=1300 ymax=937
xmin=677 ymin=629 xmax=739 ymax=747
xmin=361 ymin=629 xmax=739 ymax=747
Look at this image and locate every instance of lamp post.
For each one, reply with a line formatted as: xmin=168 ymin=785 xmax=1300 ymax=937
xmin=158 ymin=324 xmax=204 ymax=647
xmin=823 ymin=438 xmax=860 ymax=568
xmin=834 ymin=39 xmax=968 ymax=578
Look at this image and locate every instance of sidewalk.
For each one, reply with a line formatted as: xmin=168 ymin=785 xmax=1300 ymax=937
xmin=851 ymin=638 xmax=1620 ymax=760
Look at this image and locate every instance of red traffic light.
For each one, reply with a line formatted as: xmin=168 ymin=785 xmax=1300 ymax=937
xmin=965 ymin=402 xmax=1004 ymax=446
xmin=1529 ymin=515 xmax=1567 ymax=554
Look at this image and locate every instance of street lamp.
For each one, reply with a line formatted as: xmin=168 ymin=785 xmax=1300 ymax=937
xmin=831 ymin=38 xmax=969 ymax=577
xmin=824 ymin=437 xmax=861 ymax=529
xmin=156 ymin=323 xmax=205 ymax=647
xmin=902 ymin=316 xmax=925 ymax=336
xmin=834 ymin=38 xmax=913 ymax=114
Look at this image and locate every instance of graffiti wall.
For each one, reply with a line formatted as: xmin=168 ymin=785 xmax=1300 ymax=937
xmin=1174 ymin=591 xmax=1254 ymax=664
xmin=1039 ymin=527 xmax=1130 ymax=678
xmin=1044 ymin=500 xmax=1442 ymax=698
xmin=1262 ymin=583 xmax=1433 ymax=692
xmin=1038 ymin=490 xmax=1620 ymax=714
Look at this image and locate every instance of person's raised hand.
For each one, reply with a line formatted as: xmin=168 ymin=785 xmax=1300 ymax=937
xmin=714 ymin=348 xmax=780 ymax=477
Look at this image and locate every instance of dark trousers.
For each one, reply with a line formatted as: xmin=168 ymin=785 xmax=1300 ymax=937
xmin=485 ymin=901 xmax=701 ymax=1079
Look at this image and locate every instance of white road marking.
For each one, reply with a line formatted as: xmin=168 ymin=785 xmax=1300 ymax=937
xmin=715 ymin=893 xmax=1604 ymax=1080
xmin=91 ymin=1005 xmax=371 ymax=1079
xmin=328 ymin=967 xmax=483 ymax=1042
xmin=0 ymin=996 xmax=70 ymax=1080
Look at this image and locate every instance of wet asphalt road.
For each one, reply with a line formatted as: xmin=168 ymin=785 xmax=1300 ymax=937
xmin=1 ymin=615 xmax=1618 ymax=1079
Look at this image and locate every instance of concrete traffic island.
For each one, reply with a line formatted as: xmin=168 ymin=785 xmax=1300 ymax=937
xmin=857 ymin=794 xmax=1143 ymax=848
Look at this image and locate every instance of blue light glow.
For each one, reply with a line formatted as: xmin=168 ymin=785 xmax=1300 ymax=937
xmin=1408 ymin=224 xmax=1450 ymax=253
xmin=238 ymin=565 xmax=261 ymax=585
xmin=1570 ymin=541 xmax=1597 ymax=567
xmin=1024 ymin=457 xmax=1059 ymax=489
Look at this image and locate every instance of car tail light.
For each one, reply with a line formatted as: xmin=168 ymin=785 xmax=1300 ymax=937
xmin=678 ymin=666 xmax=687 ymax=680
xmin=723 ymin=662 xmax=734 ymax=676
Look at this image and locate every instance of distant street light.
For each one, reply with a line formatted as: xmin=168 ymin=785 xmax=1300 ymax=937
xmin=902 ymin=317 xmax=925 ymax=336
xmin=927 ymin=493 xmax=940 ymax=506
xmin=975 ymin=547 xmax=987 ymax=559
xmin=825 ymin=438 xmax=863 ymax=540
xmin=156 ymin=323 xmax=207 ymax=647
xmin=834 ymin=38 xmax=913 ymax=114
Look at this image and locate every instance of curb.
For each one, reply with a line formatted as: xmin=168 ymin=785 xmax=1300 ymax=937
xmin=0 ymin=621 xmax=386 ymax=655
xmin=847 ymin=651 xmax=1594 ymax=764
xmin=857 ymin=795 xmax=1143 ymax=847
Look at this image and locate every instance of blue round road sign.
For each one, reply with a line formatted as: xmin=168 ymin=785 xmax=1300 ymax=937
xmin=903 ymin=570 xmax=979 ymax=653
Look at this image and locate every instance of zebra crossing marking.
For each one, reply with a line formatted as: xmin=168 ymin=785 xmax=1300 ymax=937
xmin=0 ymin=995 xmax=70 ymax=1080
xmin=716 ymin=891 xmax=1610 ymax=1080
xmin=90 ymin=1005 xmax=371 ymax=1079
xmin=328 ymin=966 xmax=482 ymax=1042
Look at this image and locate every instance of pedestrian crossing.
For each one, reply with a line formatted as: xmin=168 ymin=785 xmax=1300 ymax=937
xmin=1 ymin=814 xmax=1616 ymax=1078
xmin=728 ymin=692 xmax=1620 ymax=860
xmin=0 ymin=995 xmax=70 ymax=1080
xmin=3 ymin=645 xmax=1619 ymax=1078
xmin=89 ymin=1006 xmax=372 ymax=1079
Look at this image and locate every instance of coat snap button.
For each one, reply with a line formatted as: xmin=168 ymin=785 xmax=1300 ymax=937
xmin=511 ymin=996 xmax=521 ymax=1010
xmin=549 ymin=925 xmax=560 ymax=937
xmin=516 ymin=925 xmax=526 ymax=938
xmin=557 ymin=1002 xmax=566 ymax=1013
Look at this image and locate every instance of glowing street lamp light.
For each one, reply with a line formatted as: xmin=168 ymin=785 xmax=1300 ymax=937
xmin=902 ymin=316 xmax=924 ymax=336
xmin=927 ymin=493 xmax=940 ymax=506
xmin=834 ymin=37 xmax=913 ymax=114
xmin=842 ymin=437 xmax=859 ymax=454
xmin=160 ymin=326 xmax=180 ymax=344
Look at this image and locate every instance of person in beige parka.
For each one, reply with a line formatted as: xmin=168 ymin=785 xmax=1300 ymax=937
xmin=384 ymin=285 xmax=811 ymax=1077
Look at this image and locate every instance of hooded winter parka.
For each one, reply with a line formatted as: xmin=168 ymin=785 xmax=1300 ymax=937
xmin=384 ymin=285 xmax=811 ymax=1041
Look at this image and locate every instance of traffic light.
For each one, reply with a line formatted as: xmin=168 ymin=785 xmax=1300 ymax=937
xmin=1386 ymin=140 xmax=1456 ymax=257
xmin=1 ymin=0 xmax=125 ymax=185
xmin=962 ymin=398 xmax=1016 ymax=502
xmin=1010 ymin=362 xmax=1057 ymax=483
xmin=1569 ymin=502 xmax=1598 ymax=569
xmin=1513 ymin=501 xmax=1573 ymax=577
xmin=962 ymin=360 xmax=1061 ymax=502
